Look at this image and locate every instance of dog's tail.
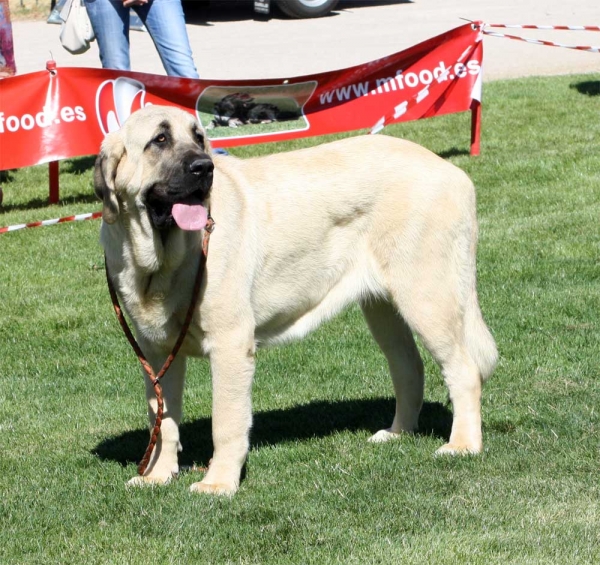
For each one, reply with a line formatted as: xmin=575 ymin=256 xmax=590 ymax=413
xmin=462 ymin=216 xmax=498 ymax=382
xmin=464 ymin=289 xmax=498 ymax=381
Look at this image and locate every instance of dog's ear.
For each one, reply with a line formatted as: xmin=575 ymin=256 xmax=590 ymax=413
xmin=94 ymin=133 xmax=124 ymax=224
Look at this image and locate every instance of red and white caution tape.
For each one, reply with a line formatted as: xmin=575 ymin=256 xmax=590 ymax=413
xmin=488 ymin=24 xmax=600 ymax=32
xmin=483 ymin=23 xmax=600 ymax=53
xmin=0 ymin=211 xmax=102 ymax=234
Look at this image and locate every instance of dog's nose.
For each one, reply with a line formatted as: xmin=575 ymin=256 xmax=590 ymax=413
xmin=189 ymin=158 xmax=214 ymax=176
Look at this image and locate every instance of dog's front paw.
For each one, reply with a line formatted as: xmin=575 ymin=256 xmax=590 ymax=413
xmin=435 ymin=442 xmax=482 ymax=456
xmin=189 ymin=462 xmax=240 ymax=496
xmin=126 ymin=472 xmax=176 ymax=487
xmin=127 ymin=476 xmax=171 ymax=487
xmin=190 ymin=479 xmax=238 ymax=497
xmin=368 ymin=428 xmax=402 ymax=443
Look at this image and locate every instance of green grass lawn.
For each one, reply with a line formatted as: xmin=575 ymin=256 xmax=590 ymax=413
xmin=1 ymin=74 xmax=599 ymax=564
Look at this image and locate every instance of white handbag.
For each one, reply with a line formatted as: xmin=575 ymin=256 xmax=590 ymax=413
xmin=59 ymin=0 xmax=95 ymax=55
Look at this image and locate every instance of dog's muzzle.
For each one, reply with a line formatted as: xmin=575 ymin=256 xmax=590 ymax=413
xmin=145 ymin=152 xmax=214 ymax=230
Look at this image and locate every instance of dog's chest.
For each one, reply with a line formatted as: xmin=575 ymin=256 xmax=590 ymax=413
xmin=120 ymin=270 xmax=193 ymax=348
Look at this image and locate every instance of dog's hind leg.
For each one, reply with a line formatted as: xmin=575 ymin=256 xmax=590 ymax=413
xmin=361 ymin=299 xmax=424 ymax=443
xmin=127 ymin=352 xmax=186 ymax=486
xmin=389 ymin=278 xmax=496 ymax=455
xmin=435 ymin=288 xmax=497 ymax=455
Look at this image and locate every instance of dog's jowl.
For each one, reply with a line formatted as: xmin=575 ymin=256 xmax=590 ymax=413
xmin=94 ymin=105 xmax=497 ymax=495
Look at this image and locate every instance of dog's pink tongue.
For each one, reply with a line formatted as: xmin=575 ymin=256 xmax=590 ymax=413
xmin=172 ymin=203 xmax=208 ymax=231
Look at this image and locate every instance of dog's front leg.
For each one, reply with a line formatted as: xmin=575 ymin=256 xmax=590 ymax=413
xmin=127 ymin=352 xmax=186 ymax=487
xmin=191 ymin=333 xmax=255 ymax=496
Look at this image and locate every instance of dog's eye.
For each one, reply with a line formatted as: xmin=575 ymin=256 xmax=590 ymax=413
xmin=195 ymin=131 xmax=204 ymax=146
xmin=154 ymin=133 xmax=167 ymax=144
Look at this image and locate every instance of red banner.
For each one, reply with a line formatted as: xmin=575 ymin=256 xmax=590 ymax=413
xmin=0 ymin=22 xmax=483 ymax=172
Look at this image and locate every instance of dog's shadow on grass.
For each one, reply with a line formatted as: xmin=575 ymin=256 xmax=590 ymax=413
xmin=570 ymin=81 xmax=600 ymax=97
xmin=92 ymin=398 xmax=452 ymax=468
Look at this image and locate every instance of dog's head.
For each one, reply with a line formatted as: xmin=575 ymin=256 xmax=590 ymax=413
xmin=94 ymin=105 xmax=213 ymax=232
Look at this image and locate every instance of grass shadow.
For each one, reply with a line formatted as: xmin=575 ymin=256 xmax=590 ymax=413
xmin=570 ymin=80 xmax=600 ymax=97
xmin=0 ymin=193 xmax=99 ymax=213
xmin=0 ymin=155 xmax=97 ymax=212
xmin=92 ymin=398 xmax=452 ymax=468
xmin=63 ymin=156 xmax=97 ymax=174
xmin=437 ymin=147 xmax=470 ymax=159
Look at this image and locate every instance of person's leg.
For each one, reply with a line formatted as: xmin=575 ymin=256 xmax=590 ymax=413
xmin=135 ymin=0 xmax=198 ymax=78
xmin=85 ymin=0 xmax=131 ymax=70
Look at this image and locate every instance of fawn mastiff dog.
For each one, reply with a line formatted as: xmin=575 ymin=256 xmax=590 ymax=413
xmin=94 ymin=105 xmax=497 ymax=495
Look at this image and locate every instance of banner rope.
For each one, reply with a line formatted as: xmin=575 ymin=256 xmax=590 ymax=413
xmin=0 ymin=211 xmax=102 ymax=234
xmin=482 ymin=23 xmax=600 ymax=53
xmin=487 ymin=24 xmax=600 ymax=32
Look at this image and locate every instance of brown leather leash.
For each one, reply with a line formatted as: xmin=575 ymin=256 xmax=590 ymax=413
xmin=105 ymin=216 xmax=214 ymax=476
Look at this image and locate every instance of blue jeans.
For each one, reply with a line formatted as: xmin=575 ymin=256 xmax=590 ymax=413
xmin=84 ymin=0 xmax=199 ymax=78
